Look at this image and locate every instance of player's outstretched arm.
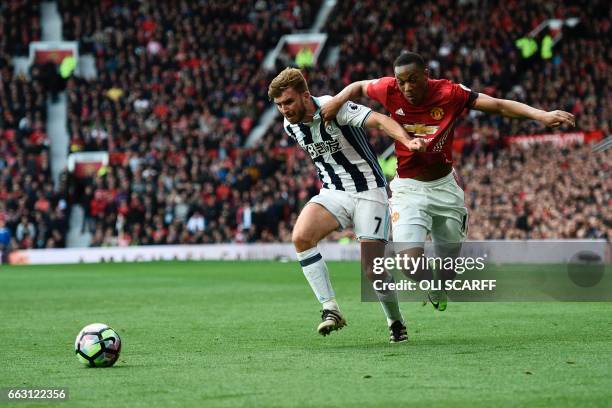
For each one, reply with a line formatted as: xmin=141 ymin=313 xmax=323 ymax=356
xmin=364 ymin=111 xmax=426 ymax=152
xmin=473 ymin=93 xmax=576 ymax=128
xmin=321 ymin=80 xmax=374 ymax=122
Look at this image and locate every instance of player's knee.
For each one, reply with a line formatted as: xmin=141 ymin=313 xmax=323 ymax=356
xmin=292 ymin=229 xmax=318 ymax=252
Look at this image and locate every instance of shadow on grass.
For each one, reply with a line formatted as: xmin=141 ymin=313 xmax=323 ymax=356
xmin=300 ymin=331 xmax=582 ymax=353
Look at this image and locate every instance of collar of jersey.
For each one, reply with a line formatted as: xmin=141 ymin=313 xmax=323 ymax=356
xmin=299 ymin=96 xmax=321 ymax=124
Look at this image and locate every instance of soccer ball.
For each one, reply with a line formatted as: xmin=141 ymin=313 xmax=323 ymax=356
xmin=75 ymin=323 xmax=121 ymax=367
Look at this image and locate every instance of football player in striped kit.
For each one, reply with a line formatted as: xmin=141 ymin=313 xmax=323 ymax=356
xmin=268 ymin=68 xmax=425 ymax=342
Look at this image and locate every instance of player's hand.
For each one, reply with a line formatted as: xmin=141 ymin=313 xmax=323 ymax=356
xmin=405 ymin=138 xmax=427 ymax=152
xmin=539 ymin=110 xmax=575 ymax=128
xmin=321 ymin=97 xmax=343 ymax=122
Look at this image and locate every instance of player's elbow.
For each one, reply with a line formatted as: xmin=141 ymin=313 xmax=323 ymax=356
xmin=357 ymin=81 xmax=369 ymax=97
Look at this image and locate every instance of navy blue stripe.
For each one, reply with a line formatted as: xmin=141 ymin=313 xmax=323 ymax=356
xmin=313 ymin=163 xmax=329 ymax=189
xmin=331 ymin=152 xmax=368 ymax=192
xmin=289 ymin=123 xmax=336 ymax=189
xmin=321 ymin=120 xmax=367 ymax=191
xmin=352 ymin=127 xmax=381 ymax=174
xmin=299 ymin=253 xmax=322 ymax=267
xmin=342 ymin=125 xmax=386 ymax=188
xmin=319 ymin=121 xmax=333 ymax=141
xmin=359 ymin=110 xmax=373 ymax=128
xmin=319 ymin=160 xmax=344 ymax=190
xmin=349 ymin=127 xmax=387 ymax=187
xmin=315 ymin=121 xmax=343 ymax=190
xmin=286 ymin=124 xmax=299 ymax=141
xmin=351 ymin=127 xmax=386 ymax=186
xmin=297 ymin=123 xmax=314 ymax=145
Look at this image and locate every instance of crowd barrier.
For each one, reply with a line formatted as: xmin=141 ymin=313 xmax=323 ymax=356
xmin=3 ymin=240 xmax=608 ymax=265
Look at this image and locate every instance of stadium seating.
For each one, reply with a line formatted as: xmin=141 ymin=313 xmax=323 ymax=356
xmin=324 ymin=0 xmax=609 ymax=136
xmin=0 ymin=53 xmax=69 ymax=250
xmin=458 ymin=143 xmax=610 ymax=239
xmin=59 ymin=0 xmax=324 ymax=245
xmin=0 ymin=0 xmax=41 ymax=56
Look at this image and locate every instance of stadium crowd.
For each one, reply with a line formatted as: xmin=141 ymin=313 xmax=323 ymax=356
xmin=2 ymin=0 xmax=608 ymax=251
xmin=1 ymin=0 xmax=41 ymax=56
xmin=325 ymin=0 xmax=610 ymax=136
xmin=58 ymin=0 xmax=323 ymax=245
xmin=458 ymin=143 xmax=610 ymax=239
xmin=59 ymin=0 xmax=321 ymax=152
xmin=0 ymin=56 xmax=70 ymax=253
xmin=1 ymin=2 xmax=72 ymax=256
xmin=67 ymin=0 xmax=609 ymax=245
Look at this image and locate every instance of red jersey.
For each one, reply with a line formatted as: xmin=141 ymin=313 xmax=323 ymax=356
xmin=367 ymin=77 xmax=478 ymax=178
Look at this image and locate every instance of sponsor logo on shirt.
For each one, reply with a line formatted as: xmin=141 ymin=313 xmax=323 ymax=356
xmin=402 ymin=123 xmax=439 ymax=136
xmin=395 ymin=108 xmax=405 ymax=116
xmin=300 ymin=138 xmax=343 ymax=159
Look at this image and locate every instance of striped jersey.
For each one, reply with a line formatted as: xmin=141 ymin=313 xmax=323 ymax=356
xmin=283 ymin=96 xmax=386 ymax=193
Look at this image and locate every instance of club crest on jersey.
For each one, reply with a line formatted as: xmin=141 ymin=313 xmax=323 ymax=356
xmin=403 ymin=123 xmax=439 ymax=136
xmin=392 ymin=211 xmax=400 ymax=223
xmin=430 ymin=107 xmax=444 ymax=120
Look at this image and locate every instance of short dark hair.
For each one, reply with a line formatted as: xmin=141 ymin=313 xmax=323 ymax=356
xmin=393 ymin=52 xmax=425 ymax=69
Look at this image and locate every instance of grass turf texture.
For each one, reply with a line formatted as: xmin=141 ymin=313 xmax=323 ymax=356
xmin=1 ymin=261 xmax=611 ymax=407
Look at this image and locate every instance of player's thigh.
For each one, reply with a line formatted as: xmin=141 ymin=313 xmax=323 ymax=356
xmin=428 ymin=174 xmax=467 ymax=246
xmin=292 ymin=203 xmax=343 ymax=248
xmin=390 ymin=200 xmax=431 ymax=264
xmin=389 ymin=180 xmax=432 ymax=245
xmin=390 ymin=224 xmax=429 ymax=280
xmin=431 ymin=214 xmax=467 ymax=258
xmin=392 ymin=223 xmax=429 ymax=260
xmin=429 ymin=175 xmax=468 ymax=255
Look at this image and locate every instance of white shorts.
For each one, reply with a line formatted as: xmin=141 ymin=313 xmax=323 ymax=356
xmin=308 ymin=187 xmax=390 ymax=242
xmin=390 ymin=171 xmax=468 ymax=244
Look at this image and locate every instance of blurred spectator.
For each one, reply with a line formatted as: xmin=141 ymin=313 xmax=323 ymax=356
xmin=324 ymin=0 xmax=610 ymax=136
xmin=0 ymin=1 xmax=41 ymax=56
xmin=0 ymin=218 xmax=11 ymax=254
xmin=1 ymin=53 xmax=68 ymax=250
xmin=459 ymin=143 xmax=611 ymax=239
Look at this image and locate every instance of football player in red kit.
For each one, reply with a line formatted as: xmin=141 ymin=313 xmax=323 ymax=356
xmin=321 ymin=52 xmax=575 ymax=311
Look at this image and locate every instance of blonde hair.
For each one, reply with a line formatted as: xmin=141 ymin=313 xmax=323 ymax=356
xmin=268 ymin=67 xmax=309 ymax=99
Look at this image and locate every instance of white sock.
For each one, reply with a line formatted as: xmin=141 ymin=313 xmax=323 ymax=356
xmin=322 ymin=300 xmax=339 ymax=311
xmin=296 ymin=247 xmax=338 ymax=310
xmin=375 ymin=273 xmax=403 ymax=326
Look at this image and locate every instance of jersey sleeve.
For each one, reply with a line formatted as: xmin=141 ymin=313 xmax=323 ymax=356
xmin=451 ymin=83 xmax=479 ymax=111
xmin=366 ymin=76 xmax=394 ymax=106
xmin=336 ymin=100 xmax=372 ymax=128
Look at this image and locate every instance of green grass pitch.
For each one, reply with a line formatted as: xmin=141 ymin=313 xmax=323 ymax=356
xmin=1 ymin=261 xmax=611 ymax=407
